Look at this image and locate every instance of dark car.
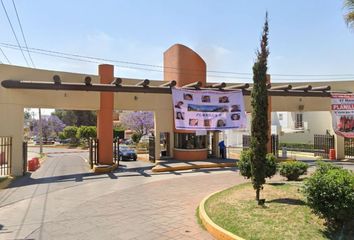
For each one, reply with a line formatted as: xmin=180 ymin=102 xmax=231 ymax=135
xmin=118 ymin=145 xmax=137 ymax=161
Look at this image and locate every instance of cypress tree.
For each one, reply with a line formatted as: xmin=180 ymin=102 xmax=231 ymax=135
xmin=250 ymin=13 xmax=270 ymax=204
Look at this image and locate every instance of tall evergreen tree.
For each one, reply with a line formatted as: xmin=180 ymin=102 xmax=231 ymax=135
xmin=250 ymin=13 xmax=270 ymax=203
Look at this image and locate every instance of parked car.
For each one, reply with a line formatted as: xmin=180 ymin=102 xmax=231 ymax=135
xmin=116 ymin=145 xmax=137 ymax=161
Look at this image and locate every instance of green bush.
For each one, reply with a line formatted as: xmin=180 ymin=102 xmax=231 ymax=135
xmin=279 ymin=161 xmax=308 ymax=180
xmin=131 ymin=133 xmax=142 ymax=143
xmin=62 ymin=126 xmax=79 ymax=145
xmin=136 ymin=142 xmax=149 ymax=150
xmin=76 ymin=126 xmax=96 ymax=141
xmin=279 ymin=143 xmax=314 ymax=150
xmin=303 ymin=162 xmax=354 ymax=225
xmin=238 ymin=150 xmax=277 ymax=179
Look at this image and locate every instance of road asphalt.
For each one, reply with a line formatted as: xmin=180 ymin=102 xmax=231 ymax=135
xmin=0 ymin=148 xmax=353 ymax=240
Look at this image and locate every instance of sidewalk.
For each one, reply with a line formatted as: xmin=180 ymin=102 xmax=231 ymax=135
xmin=152 ymin=158 xmax=236 ymax=172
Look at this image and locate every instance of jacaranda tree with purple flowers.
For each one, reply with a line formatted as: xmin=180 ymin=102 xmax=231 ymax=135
xmin=120 ymin=111 xmax=154 ymax=138
xmin=32 ymin=115 xmax=66 ymax=140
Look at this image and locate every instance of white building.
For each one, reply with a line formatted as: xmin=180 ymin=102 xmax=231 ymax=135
xmin=223 ymin=111 xmax=333 ymax=147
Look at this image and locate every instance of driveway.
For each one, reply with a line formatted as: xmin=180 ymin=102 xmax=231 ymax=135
xmin=1 ymin=151 xmax=353 ymax=240
xmin=0 ymin=152 xmax=246 ymax=240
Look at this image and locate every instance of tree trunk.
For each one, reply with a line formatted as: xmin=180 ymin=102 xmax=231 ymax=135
xmin=256 ymin=187 xmax=260 ymax=201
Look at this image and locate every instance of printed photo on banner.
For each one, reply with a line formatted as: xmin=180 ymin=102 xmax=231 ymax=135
xmin=331 ymin=93 xmax=354 ymax=138
xmin=217 ymin=119 xmax=226 ymax=127
xmin=204 ymin=119 xmax=211 ymax=127
xmin=201 ymin=95 xmax=211 ymax=103
xmin=231 ymin=113 xmax=240 ymax=121
xmin=219 ymin=96 xmax=229 ymax=103
xmin=189 ymin=119 xmax=198 ymax=126
xmin=176 ymin=112 xmax=184 ymax=120
xmin=337 ymin=116 xmax=354 ymax=132
xmin=183 ymin=93 xmax=193 ymax=101
xmin=175 ymin=101 xmax=184 ymax=109
xmin=231 ymin=105 xmax=241 ymax=112
xmin=172 ymin=88 xmax=246 ymax=130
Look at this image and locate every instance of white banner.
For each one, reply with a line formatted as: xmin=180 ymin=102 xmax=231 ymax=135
xmin=331 ymin=93 xmax=354 ymax=138
xmin=172 ymin=88 xmax=247 ymax=130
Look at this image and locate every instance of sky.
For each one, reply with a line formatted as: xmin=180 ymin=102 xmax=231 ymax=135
xmin=1 ymin=0 xmax=354 ymax=85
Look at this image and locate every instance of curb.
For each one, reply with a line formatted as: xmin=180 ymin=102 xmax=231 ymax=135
xmin=151 ymin=162 xmax=235 ymax=172
xmin=0 ymin=176 xmax=14 ymax=189
xmin=93 ymin=163 xmax=118 ymax=173
xmin=199 ymin=191 xmax=245 ymax=240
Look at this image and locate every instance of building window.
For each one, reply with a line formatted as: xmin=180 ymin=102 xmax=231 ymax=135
xmin=295 ymin=113 xmax=303 ymax=129
xmin=278 ymin=113 xmax=283 ymax=121
xmin=174 ymin=133 xmax=206 ymax=149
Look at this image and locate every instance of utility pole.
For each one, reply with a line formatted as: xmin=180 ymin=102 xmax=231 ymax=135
xmin=38 ymin=108 xmax=43 ymax=155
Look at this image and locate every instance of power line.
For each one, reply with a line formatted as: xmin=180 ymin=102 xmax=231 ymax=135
xmin=0 ymin=0 xmax=29 ymax=67
xmin=1 ymin=42 xmax=354 ymax=81
xmin=11 ymin=0 xmax=35 ymax=67
xmin=0 ymin=47 xmax=11 ymax=64
xmin=2 ymin=42 xmax=354 ymax=78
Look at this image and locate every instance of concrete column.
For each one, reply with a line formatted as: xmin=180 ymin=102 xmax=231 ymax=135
xmin=0 ymin=104 xmax=24 ymax=176
xmin=334 ymin=134 xmax=345 ymax=160
xmin=98 ymin=65 xmax=114 ymax=165
xmin=214 ymin=132 xmax=220 ymax=158
xmin=153 ymin=110 xmax=174 ymax=161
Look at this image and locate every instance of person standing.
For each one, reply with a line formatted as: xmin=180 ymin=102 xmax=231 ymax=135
xmin=218 ymin=140 xmax=226 ymax=159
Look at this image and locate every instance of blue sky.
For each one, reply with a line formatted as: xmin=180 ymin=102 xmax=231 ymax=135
xmin=1 ymin=0 xmax=354 ymax=83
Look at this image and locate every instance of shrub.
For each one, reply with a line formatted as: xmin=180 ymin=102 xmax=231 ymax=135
xmin=279 ymin=161 xmax=308 ymax=180
xmin=131 ymin=133 xmax=142 ymax=143
xmin=238 ymin=150 xmax=277 ymax=179
xmin=76 ymin=126 xmax=97 ymax=142
xmin=136 ymin=142 xmax=149 ymax=150
xmin=62 ymin=126 xmax=79 ymax=145
xmin=303 ymin=162 xmax=354 ymax=225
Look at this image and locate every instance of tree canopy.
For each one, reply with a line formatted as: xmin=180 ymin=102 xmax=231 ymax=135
xmin=344 ymin=0 xmax=354 ymax=28
xmin=52 ymin=110 xmax=97 ymax=126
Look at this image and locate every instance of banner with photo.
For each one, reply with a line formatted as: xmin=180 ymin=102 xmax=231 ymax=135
xmin=331 ymin=93 xmax=354 ymax=138
xmin=172 ymin=88 xmax=247 ymax=130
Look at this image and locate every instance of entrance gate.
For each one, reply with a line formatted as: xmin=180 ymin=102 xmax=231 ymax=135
xmin=149 ymin=136 xmax=155 ymax=162
xmin=0 ymin=136 xmax=12 ymax=176
xmin=242 ymin=134 xmax=279 ymax=157
xmin=344 ymin=137 xmax=354 ymax=158
xmin=22 ymin=141 xmax=28 ymax=175
xmin=314 ymin=134 xmax=335 ymax=159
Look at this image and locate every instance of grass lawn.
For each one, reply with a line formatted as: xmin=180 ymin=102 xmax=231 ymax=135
xmin=204 ymin=182 xmax=352 ymax=240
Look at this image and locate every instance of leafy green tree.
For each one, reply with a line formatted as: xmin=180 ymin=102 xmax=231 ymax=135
xmin=131 ymin=133 xmax=142 ymax=143
xmin=76 ymin=126 xmax=97 ymax=142
xmin=62 ymin=126 xmax=79 ymax=144
xmin=344 ymin=0 xmax=354 ymax=28
xmin=52 ymin=110 xmax=97 ymax=126
xmin=250 ymin=13 xmax=270 ymax=203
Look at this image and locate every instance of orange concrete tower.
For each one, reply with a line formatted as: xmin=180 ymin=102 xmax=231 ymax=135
xmin=164 ymin=44 xmax=208 ymax=160
xmin=98 ymin=64 xmax=114 ymax=165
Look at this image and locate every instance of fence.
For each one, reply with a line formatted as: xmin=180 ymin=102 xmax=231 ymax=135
xmin=149 ymin=136 xmax=155 ymax=162
xmin=113 ymin=137 xmax=120 ymax=165
xmin=23 ymin=141 xmax=28 ymax=175
xmin=314 ymin=134 xmax=334 ymax=159
xmin=345 ymin=137 xmax=354 ymax=158
xmin=0 ymin=137 xmax=12 ymax=176
xmin=242 ymin=134 xmax=279 ymax=157
xmin=89 ymin=138 xmax=99 ymax=168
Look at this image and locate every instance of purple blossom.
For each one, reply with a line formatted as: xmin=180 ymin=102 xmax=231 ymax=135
xmin=32 ymin=115 xmax=66 ymax=139
xmin=120 ymin=111 xmax=154 ymax=136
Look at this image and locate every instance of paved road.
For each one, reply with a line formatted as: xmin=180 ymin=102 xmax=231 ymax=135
xmin=0 ymin=151 xmax=247 ymax=240
xmin=1 ymin=150 xmax=353 ymax=240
